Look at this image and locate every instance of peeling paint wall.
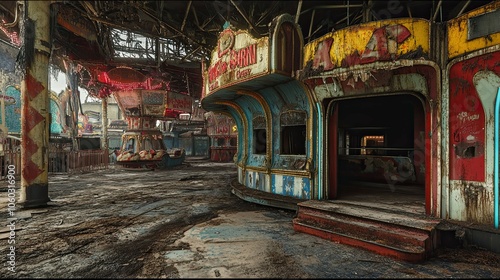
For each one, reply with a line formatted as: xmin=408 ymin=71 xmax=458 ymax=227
xmin=0 ymin=86 xmax=21 ymax=133
xmin=447 ymin=1 xmax=500 ymax=60
xmin=444 ymin=2 xmax=500 ymax=224
xmin=0 ymin=41 xmax=19 ymax=92
xmin=448 ymin=56 xmax=490 ymax=182
xmin=301 ymin=18 xmax=430 ymax=74
xmin=245 ymin=170 xmax=270 ymax=192
xmin=449 ymin=182 xmax=494 ymax=224
xmin=271 ymin=174 xmax=311 ymax=199
xmin=447 ymin=63 xmax=500 ymax=223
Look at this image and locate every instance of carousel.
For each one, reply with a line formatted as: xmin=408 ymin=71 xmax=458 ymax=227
xmin=112 ymin=87 xmax=193 ymax=169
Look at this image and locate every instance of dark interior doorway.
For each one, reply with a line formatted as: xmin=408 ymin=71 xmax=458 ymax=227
xmin=329 ymin=94 xmax=426 ymax=215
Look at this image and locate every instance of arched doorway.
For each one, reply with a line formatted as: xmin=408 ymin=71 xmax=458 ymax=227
xmin=327 ymin=93 xmax=426 ymax=214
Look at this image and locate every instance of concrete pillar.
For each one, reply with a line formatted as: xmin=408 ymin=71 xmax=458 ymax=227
xmin=19 ymin=1 xmax=51 ymax=208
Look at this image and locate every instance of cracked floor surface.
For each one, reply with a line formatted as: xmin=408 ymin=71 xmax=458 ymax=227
xmin=1 ymin=157 xmax=500 ymax=278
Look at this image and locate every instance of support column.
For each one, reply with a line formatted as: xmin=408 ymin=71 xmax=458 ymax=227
xmin=19 ymin=1 xmax=51 ymax=208
xmin=101 ymin=96 xmax=108 ymax=152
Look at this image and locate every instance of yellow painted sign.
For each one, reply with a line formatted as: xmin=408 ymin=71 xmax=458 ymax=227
xmin=302 ymin=18 xmax=430 ymax=70
xmin=203 ymin=28 xmax=269 ymax=96
xmin=447 ymin=1 xmax=500 ymax=59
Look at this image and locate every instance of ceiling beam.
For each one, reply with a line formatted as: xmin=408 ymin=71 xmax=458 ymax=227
xmin=230 ymin=0 xmax=259 ymax=35
xmin=180 ymin=0 xmax=192 ymax=32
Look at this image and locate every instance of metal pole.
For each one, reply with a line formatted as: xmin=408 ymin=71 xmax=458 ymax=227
xmin=101 ymin=96 xmax=108 ymax=153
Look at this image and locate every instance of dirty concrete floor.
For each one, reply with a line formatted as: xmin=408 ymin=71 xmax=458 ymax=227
xmin=1 ymin=157 xmax=500 ymax=279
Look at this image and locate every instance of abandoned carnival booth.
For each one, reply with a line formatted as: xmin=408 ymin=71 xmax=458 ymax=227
xmin=292 ymin=1 xmax=500 ymax=230
xmin=202 ymin=2 xmax=500 ymax=262
xmin=293 ymin=2 xmax=500 ymax=261
xmin=206 ymin=111 xmax=238 ymax=162
xmin=201 ymin=14 xmax=318 ymax=204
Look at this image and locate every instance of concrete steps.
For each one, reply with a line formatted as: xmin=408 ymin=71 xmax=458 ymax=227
xmin=293 ymin=200 xmax=442 ymax=262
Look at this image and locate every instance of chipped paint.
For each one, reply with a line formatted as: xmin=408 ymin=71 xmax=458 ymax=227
xmin=272 ymin=174 xmax=311 ymax=199
xmin=448 ymin=51 xmax=500 ymax=181
xmin=245 ymin=170 xmax=270 ymax=192
xmin=447 ymin=1 xmax=500 ymax=59
xmin=302 ymin=18 xmax=430 ymax=72
xmin=449 ymin=181 xmax=494 ymax=224
xmin=203 ymin=28 xmax=269 ymax=95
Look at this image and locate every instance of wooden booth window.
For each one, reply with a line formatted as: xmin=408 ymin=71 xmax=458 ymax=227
xmin=253 ymin=115 xmax=267 ymax=154
xmin=280 ymin=110 xmax=306 ymax=155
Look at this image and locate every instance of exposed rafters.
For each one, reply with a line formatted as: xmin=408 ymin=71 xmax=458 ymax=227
xmin=0 ymin=0 xmax=495 ymax=100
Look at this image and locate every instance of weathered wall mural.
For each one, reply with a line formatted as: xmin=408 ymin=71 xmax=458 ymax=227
xmin=0 ymin=85 xmax=21 ymax=133
xmin=0 ymin=86 xmax=65 ymax=135
xmin=301 ymin=18 xmax=430 ymax=74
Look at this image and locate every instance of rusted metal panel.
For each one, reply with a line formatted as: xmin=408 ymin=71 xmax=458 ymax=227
xmin=313 ymin=79 xmax=344 ymax=100
xmin=312 ymin=71 xmax=429 ymax=104
xmin=56 ymin=5 xmax=97 ymax=41
xmin=300 ymin=18 xmax=430 ymax=77
xmin=203 ymin=28 xmax=269 ymax=96
xmin=447 ymin=1 xmax=500 ymax=60
xmin=468 ymin=9 xmax=500 ymax=40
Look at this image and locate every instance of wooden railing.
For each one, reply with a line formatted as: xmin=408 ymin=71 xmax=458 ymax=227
xmin=0 ymin=150 xmax=109 ymax=180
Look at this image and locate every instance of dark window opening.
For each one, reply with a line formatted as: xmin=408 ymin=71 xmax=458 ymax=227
xmin=217 ymin=137 xmax=225 ymax=147
xmin=229 ymin=137 xmax=237 ymax=147
xmin=280 ymin=110 xmax=307 ymax=155
xmin=281 ymin=125 xmax=306 ymax=155
xmin=253 ymin=129 xmax=267 ymax=154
